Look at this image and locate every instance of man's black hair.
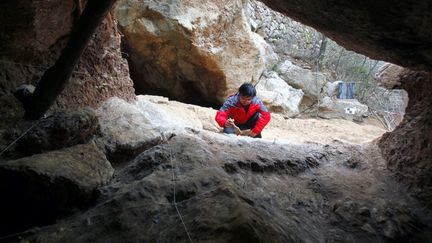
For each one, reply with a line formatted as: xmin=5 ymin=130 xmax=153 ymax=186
xmin=238 ymin=83 xmax=256 ymax=97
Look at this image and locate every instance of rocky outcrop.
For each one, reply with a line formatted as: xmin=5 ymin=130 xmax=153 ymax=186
xmin=18 ymin=132 xmax=431 ymax=242
xmin=256 ymin=71 xmax=303 ymax=116
xmin=95 ymin=95 xmax=219 ymax=163
xmin=0 ymin=0 xmax=135 ymax=110
xmin=379 ymin=71 xmax=432 ymax=208
xmin=374 ymin=64 xmax=406 ymax=89
xmin=259 ymin=0 xmax=432 ymax=70
xmin=0 ymin=141 xmax=114 ymax=236
xmin=95 ymin=97 xmax=167 ymax=164
xmin=116 ymin=0 xmax=267 ymax=105
xmin=275 ymin=60 xmax=327 ymax=108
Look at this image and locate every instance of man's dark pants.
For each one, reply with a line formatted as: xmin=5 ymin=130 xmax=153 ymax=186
xmin=223 ymin=112 xmax=262 ymax=138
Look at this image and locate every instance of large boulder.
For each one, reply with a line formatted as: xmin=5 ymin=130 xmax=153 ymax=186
xmin=95 ymin=97 xmax=167 ymax=164
xmin=275 ymin=60 xmax=327 ymax=103
xmin=0 ymin=141 xmax=113 ymax=236
xmin=374 ymin=63 xmax=406 ymax=89
xmin=256 ymin=71 xmax=303 ymax=116
xmin=95 ymin=95 xmax=219 ymax=163
xmin=116 ymin=0 xmax=266 ymax=105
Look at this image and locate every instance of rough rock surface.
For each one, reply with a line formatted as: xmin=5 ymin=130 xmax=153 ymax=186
xmin=379 ymin=71 xmax=432 ymax=209
xmin=259 ymin=0 xmax=432 ymax=70
xmin=95 ymin=97 xmax=167 ymax=164
xmin=246 ymin=0 xmax=322 ymax=61
xmin=0 ymin=0 xmax=135 ymax=109
xmin=276 ymin=60 xmax=327 ymax=104
xmin=374 ymin=64 xmax=406 ymax=89
xmin=19 ymin=132 xmax=432 ymax=242
xmin=116 ymin=0 xmax=266 ymax=105
xmin=364 ymin=86 xmax=408 ymax=116
xmin=256 ymin=71 xmax=304 ymax=116
xmin=15 ymin=109 xmax=100 ymax=157
xmin=0 ymin=141 xmax=114 ymax=236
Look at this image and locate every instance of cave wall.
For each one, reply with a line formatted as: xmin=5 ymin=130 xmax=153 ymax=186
xmin=0 ymin=0 xmax=135 ymax=111
xmin=254 ymin=0 xmax=432 ymax=208
xmin=379 ymin=71 xmax=432 ymax=207
xmin=259 ymin=0 xmax=432 ymax=71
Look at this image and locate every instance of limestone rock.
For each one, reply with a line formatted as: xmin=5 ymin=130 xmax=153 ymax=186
xmin=276 ymin=60 xmax=327 ymax=101
xmin=256 ymin=71 xmax=303 ymax=116
xmin=0 ymin=141 xmax=113 ymax=236
xmin=116 ymin=0 xmax=266 ymax=104
xmin=95 ymin=97 xmax=167 ymax=163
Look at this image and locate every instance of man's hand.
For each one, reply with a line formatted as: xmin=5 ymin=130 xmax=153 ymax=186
xmin=225 ymin=118 xmax=235 ymax=128
xmin=248 ymin=131 xmax=257 ymax=137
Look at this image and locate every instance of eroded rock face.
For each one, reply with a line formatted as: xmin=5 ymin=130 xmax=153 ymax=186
xmin=0 ymin=141 xmax=114 ymax=236
xmin=20 ymin=133 xmax=431 ymax=242
xmin=379 ymin=71 xmax=432 ymax=208
xmin=0 ymin=0 xmax=135 ymax=109
xmin=116 ymin=0 xmax=266 ymax=105
xmin=259 ymin=0 xmax=432 ymax=70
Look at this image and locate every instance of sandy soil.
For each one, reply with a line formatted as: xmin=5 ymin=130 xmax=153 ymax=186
xmin=263 ymin=114 xmax=387 ymax=144
xmin=141 ymin=95 xmax=388 ymax=145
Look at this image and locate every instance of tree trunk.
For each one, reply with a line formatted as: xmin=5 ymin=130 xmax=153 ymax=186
xmin=24 ymin=0 xmax=117 ymax=120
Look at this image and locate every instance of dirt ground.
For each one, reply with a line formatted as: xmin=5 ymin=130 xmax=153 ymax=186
xmin=263 ymin=114 xmax=388 ymax=144
xmin=140 ymin=95 xmax=388 ymax=145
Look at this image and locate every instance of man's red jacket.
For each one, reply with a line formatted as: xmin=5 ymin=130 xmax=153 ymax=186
xmin=215 ymin=93 xmax=271 ymax=134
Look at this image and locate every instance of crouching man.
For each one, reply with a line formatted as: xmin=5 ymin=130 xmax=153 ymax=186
xmin=215 ymin=83 xmax=271 ymax=138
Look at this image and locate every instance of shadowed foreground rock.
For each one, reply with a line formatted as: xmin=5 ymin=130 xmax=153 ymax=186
xmin=0 ymin=142 xmax=113 ymax=236
xmin=18 ymin=132 xmax=431 ymax=242
xmin=15 ymin=109 xmax=100 ymax=157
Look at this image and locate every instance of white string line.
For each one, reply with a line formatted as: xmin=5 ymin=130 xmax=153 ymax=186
xmin=0 ymin=119 xmax=42 ymax=157
xmin=169 ymin=147 xmax=193 ymax=243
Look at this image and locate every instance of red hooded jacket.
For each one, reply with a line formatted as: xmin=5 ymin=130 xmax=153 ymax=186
xmin=215 ymin=93 xmax=271 ymax=134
